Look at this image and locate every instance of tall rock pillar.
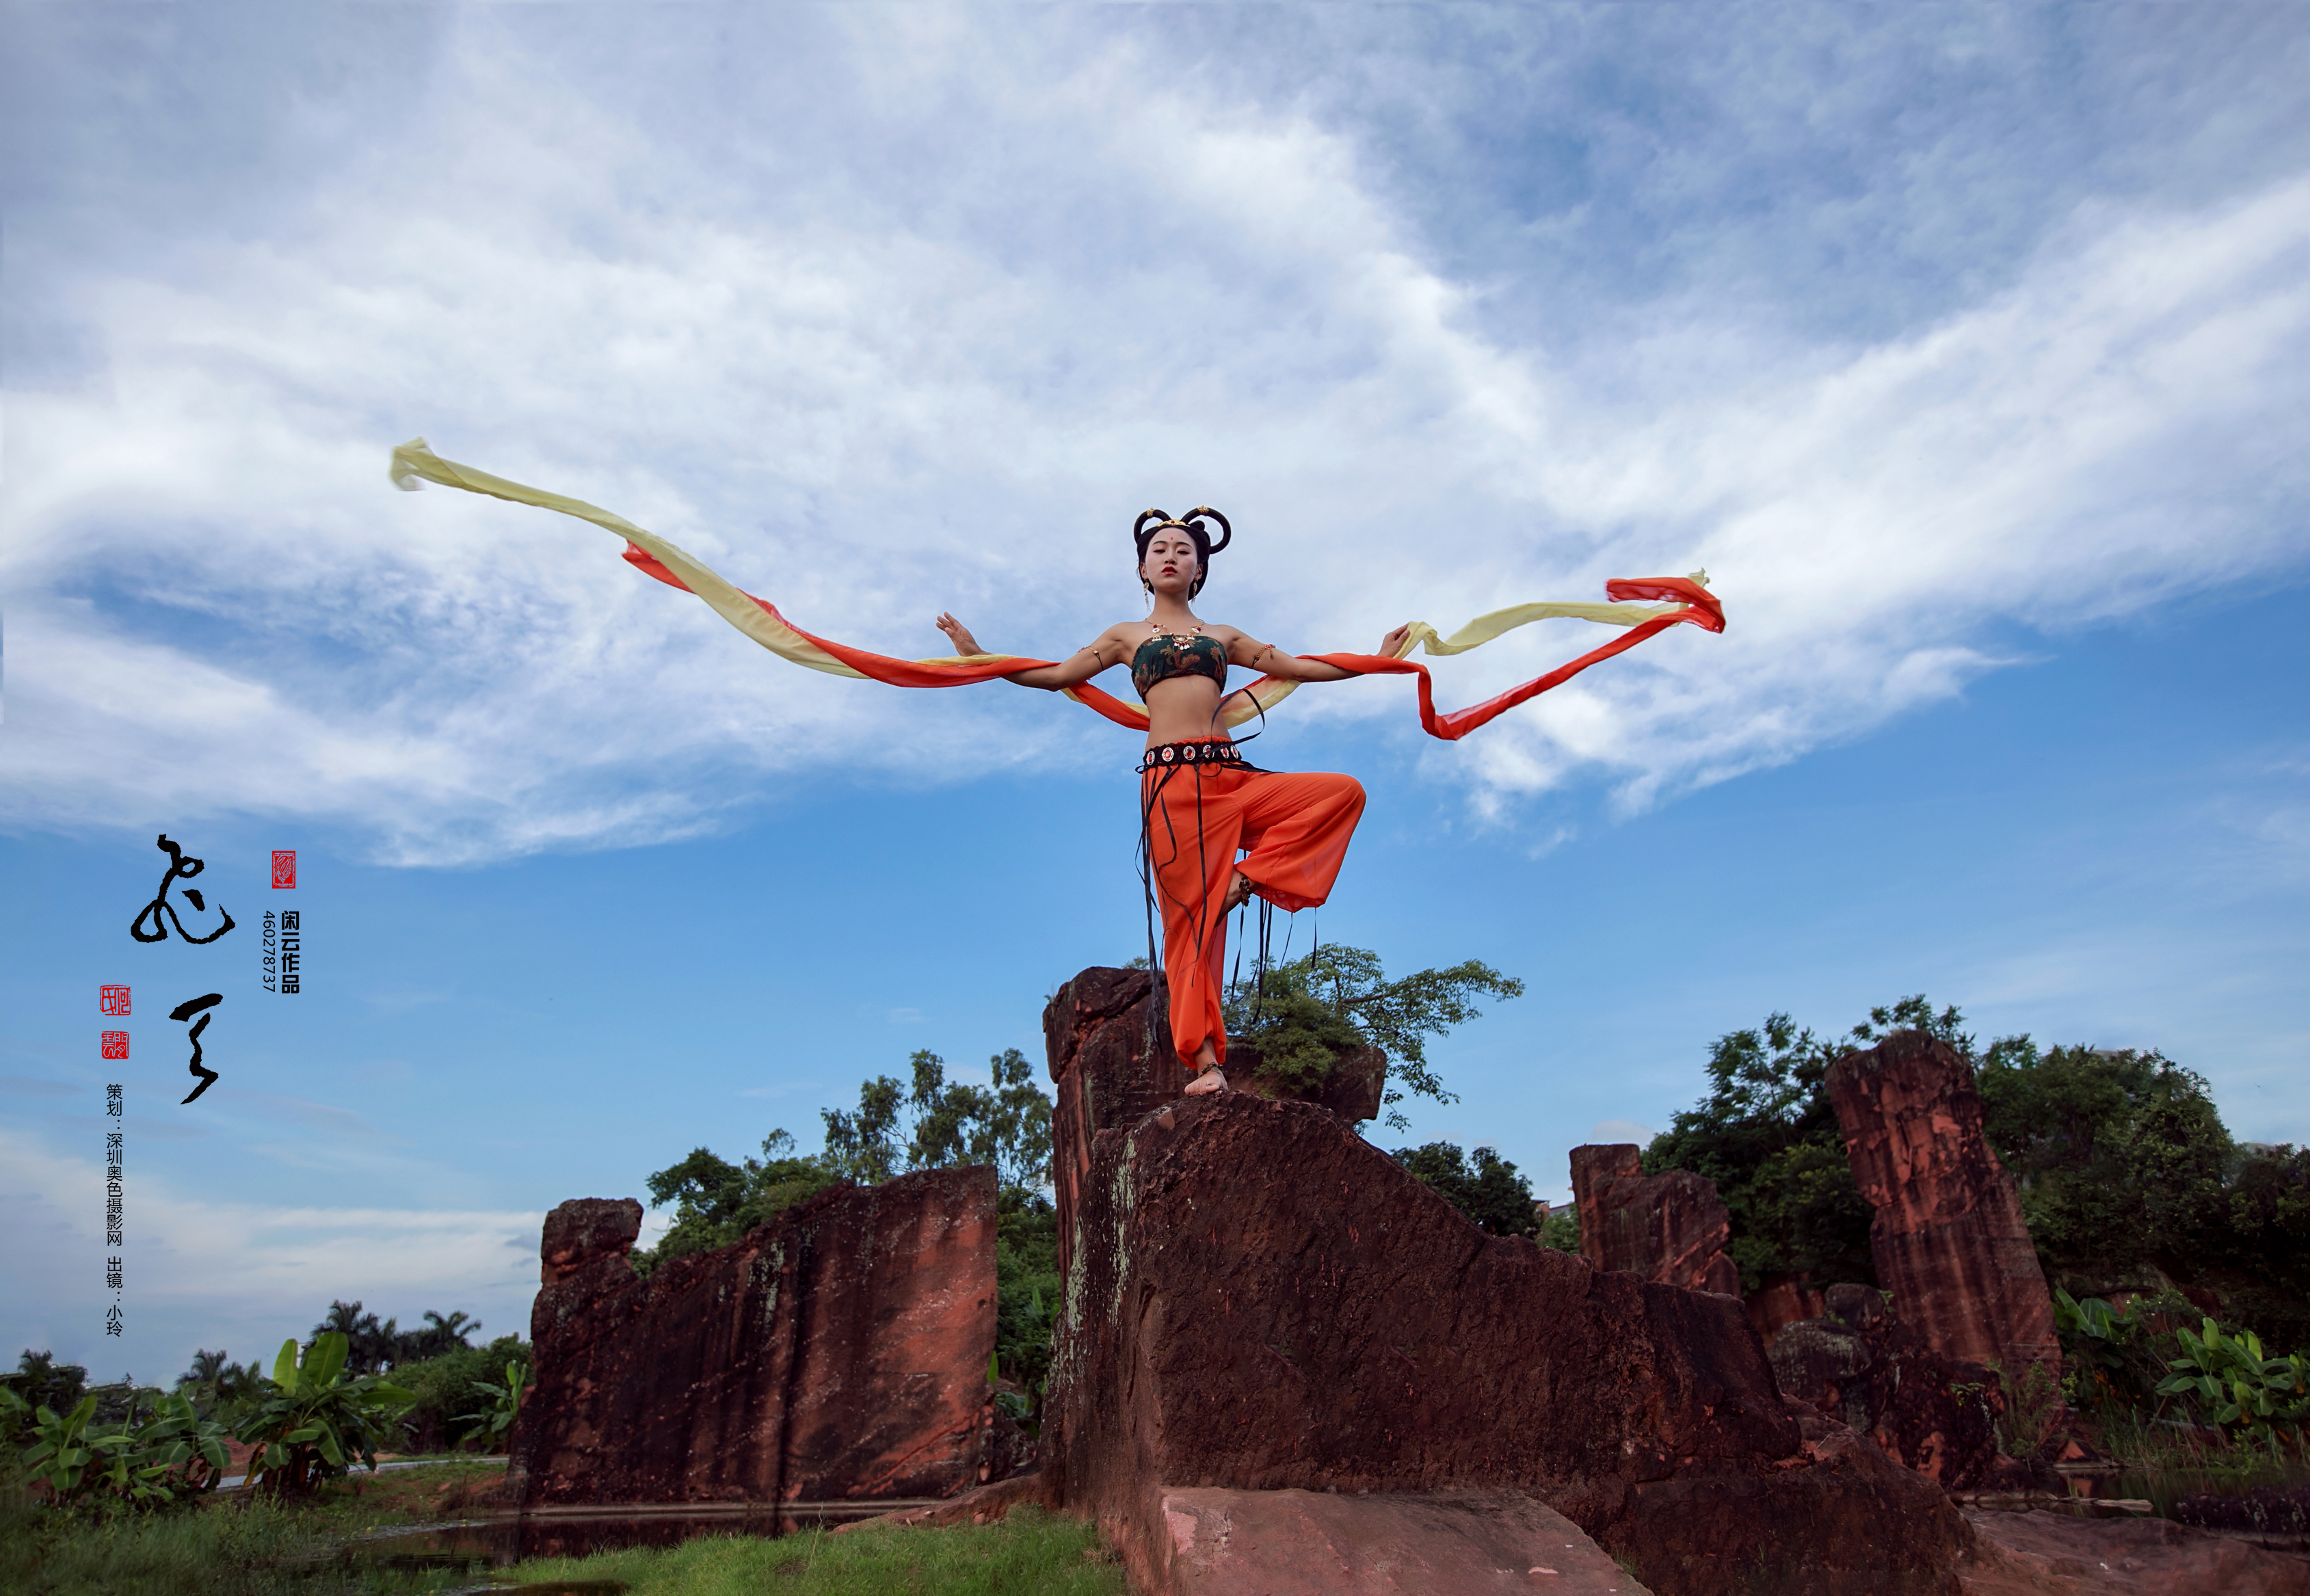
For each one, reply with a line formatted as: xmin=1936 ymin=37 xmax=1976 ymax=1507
xmin=1569 ymin=1143 xmax=1743 ymax=1296
xmin=1040 ymin=967 xmax=1971 ymax=1596
xmin=1825 ymin=1030 xmax=2060 ymax=1381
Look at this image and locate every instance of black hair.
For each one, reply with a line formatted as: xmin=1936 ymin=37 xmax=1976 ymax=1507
xmin=1133 ymin=507 xmax=1232 ymax=598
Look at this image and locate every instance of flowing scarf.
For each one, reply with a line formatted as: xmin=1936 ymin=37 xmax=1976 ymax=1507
xmin=388 ymin=438 xmax=1722 ymax=739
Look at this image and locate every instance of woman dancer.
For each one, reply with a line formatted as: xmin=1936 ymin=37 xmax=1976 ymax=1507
xmin=387 ymin=439 xmax=1724 ymax=1090
xmin=934 ymin=509 xmax=1405 ymax=1095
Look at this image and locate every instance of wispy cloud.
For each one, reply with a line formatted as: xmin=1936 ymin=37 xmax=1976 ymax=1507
xmin=3 ymin=8 xmax=2303 ymax=863
xmin=0 ymin=1128 xmax=541 ymax=1380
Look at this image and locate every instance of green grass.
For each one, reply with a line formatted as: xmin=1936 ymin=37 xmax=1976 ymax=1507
xmin=506 ymin=1508 xmax=1126 ymax=1596
xmin=0 ymin=1461 xmax=511 ymax=1596
xmin=2093 ymin=1409 xmax=2310 ymax=1516
xmin=1 ymin=1467 xmax=1125 ymax=1596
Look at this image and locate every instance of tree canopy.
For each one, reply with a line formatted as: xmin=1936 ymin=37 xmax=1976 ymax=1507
xmin=1647 ymin=995 xmax=2310 ymax=1348
xmin=820 ymin=1048 xmax=1053 ymax=1200
xmin=1640 ymin=999 xmax=1961 ymax=1292
xmin=1221 ymin=943 xmax=1524 ymax=1130
xmin=1392 ymin=1141 xmax=1540 ymax=1238
xmin=636 ymin=1047 xmax=1063 ymax=1405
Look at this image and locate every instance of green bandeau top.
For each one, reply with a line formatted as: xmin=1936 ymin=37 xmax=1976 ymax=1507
xmin=1130 ymin=633 xmax=1228 ymax=702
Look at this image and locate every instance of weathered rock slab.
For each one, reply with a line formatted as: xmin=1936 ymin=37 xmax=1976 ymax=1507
xmin=1045 ymin=1090 xmax=1969 ymax=1596
xmin=1958 ymin=1506 xmax=2310 ymax=1595
xmin=1827 ymin=1032 xmax=2060 ymax=1379
xmin=1769 ymin=1284 xmax=2013 ymax=1490
xmin=1160 ymin=1489 xmax=1649 ymax=1596
xmin=515 ymin=1169 xmax=1007 ymax=1506
xmin=539 ymin=1196 xmax=642 ymax=1284
xmin=1044 ymin=965 xmax=1381 ymax=1292
xmin=1570 ymin=1144 xmax=1742 ymax=1296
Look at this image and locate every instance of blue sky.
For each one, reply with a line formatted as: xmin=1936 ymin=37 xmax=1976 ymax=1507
xmin=3 ymin=4 xmax=2305 ymax=1385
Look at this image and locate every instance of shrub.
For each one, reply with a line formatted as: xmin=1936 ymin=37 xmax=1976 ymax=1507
xmin=1222 ymin=944 xmax=1523 ymax=1132
xmin=2158 ymin=1318 xmax=2310 ymax=1450
xmin=13 ymin=1386 xmax=229 ymax=1509
xmin=1535 ymin=1204 xmax=1581 ymax=1253
xmin=3 ymin=1349 xmax=89 ymax=1417
xmin=235 ymin=1333 xmax=413 ymax=1495
xmin=1392 ymin=1142 xmax=1538 ymax=1238
xmin=393 ymin=1335 xmax=531 ymax=1454
xmin=996 ymin=1195 xmax=1060 ymax=1428
xmin=453 ymin=1358 xmax=531 ymax=1453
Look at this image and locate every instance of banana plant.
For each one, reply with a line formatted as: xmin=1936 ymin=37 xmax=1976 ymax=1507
xmin=15 ymin=1385 xmax=233 ymax=1507
xmin=453 ymin=1360 xmax=531 ymax=1453
xmin=127 ymin=1390 xmax=233 ymax=1497
xmin=2158 ymin=1317 xmax=2310 ymax=1450
xmin=18 ymin=1394 xmax=100 ymax=1499
xmin=235 ymin=1331 xmax=415 ymax=1495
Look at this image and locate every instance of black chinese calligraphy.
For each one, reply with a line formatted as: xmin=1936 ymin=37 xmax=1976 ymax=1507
xmin=171 ymin=992 xmax=223 ymax=1104
xmin=131 ymin=834 xmax=236 ymax=945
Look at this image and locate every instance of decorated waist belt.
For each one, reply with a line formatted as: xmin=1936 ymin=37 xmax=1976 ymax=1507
xmin=1139 ymin=739 xmax=1255 ymax=773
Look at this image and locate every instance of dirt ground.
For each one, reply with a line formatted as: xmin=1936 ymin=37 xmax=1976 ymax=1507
xmin=1961 ymin=1506 xmax=2310 ymax=1596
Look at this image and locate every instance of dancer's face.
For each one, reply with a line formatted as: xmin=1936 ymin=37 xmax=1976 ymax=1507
xmin=1142 ymin=530 xmax=1200 ymax=598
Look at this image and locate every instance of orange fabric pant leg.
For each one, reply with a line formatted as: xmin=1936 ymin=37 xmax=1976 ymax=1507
xmin=1141 ymin=760 xmax=1366 ymax=1066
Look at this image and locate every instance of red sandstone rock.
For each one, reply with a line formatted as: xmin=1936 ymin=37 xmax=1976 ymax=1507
xmin=1043 ymin=966 xmax=1381 ymax=1294
xmin=1827 ymin=1033 xmax=2061 ymax=1381
xmin=1770 ymin=1286 xmax=2012 ymax=1491
xmin=1958 ymin=1506 xmax=2310 ymax=1596
xmin=1748 ymin=1275 xmax=1828 ymax=1341
xmin=539 ymin=1197 xmax=642 ymax=1284
xmin=1160 ymin=1489 xmax=1647 ymax=1595
xmin=514 ymin=1169 xmax=1011 ymax=1506
xmin=1043 ymin=1089 xmax=1969 ymax=1596
xmin=1046 ymin=967 xmax=1191 ymax=1299
xmin=1569 ymin=1144 xmax=1742 ymax=1296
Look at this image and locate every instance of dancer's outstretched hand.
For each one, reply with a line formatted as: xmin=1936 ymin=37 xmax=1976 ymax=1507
xmin=935 ymin=613 xmax=986 ymax=655
xmin=1380 ymin=624 xmax=1412 ymax=656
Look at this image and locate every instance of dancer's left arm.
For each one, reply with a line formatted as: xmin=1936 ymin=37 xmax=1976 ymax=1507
xmin=1230 ymin=625 xmax=1411 ymax=681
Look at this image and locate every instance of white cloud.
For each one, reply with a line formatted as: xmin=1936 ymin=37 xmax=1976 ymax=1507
xmin=0 ymin=1127 xmax=540 ymax=1381
xmin=2 ymin=10 xmax=2304 ymax=861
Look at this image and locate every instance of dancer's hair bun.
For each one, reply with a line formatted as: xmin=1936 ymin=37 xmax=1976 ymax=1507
xmin=1134 ymin=506 xmax=1232 ymax=597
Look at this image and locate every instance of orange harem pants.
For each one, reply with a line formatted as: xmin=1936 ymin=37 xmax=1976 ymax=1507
xmin=1141 ymin=751 xmax=1366 ymax=1067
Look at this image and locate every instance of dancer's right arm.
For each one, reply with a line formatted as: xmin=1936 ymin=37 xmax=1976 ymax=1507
xmin=935 ymin=615 xmax=1128 ymax=689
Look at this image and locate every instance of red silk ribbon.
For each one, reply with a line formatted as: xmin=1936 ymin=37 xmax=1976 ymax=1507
xmin=620 ymin=544 xmax=1721 ymax=741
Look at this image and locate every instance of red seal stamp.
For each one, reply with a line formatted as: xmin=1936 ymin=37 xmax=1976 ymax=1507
xmin=101 ymin=985 xmax=131 ymax=1016
xmin=271 ymin=850 xmax=297 ymax=889
xmin=101 ymin=1031 xmax=129 ymax=1061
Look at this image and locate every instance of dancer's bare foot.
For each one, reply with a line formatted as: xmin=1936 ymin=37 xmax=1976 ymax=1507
xmin=1221 ymin=871 xmax=1256 ymax=914
xmin=1184 ymin=1039 xmax=1227 ymax=1096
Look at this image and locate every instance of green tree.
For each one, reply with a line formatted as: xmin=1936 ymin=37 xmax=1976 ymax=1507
xmin=1644 ymin=996 xmax=1964 ymax=1292
xmin=1649 ymin=996 xmax=2310 ymax=1351
xmin=1975 ymin=1041 xmax=2229 ymax=1281
xmin=1976 ymin=1038 xmax=2310 ymax=1348
xmin=392 ymin=1333 xmax=533 ymax=1453
xmin=639 ymin=1050 xmax=1062 ymax=1413
xmin=637 ymin=1129 xmax=837 ymax=1274
xmin=821 ymin=1049 xmax=1053 ymax=1201
xmin=175 ymin=1349 xmax=264 ymax=1422
xmin=1535 ymin=1203 xmax=1581 ymax=1253
xmin=817 ymin=1050 xmax=1061 ymax=1403
xmin=235 ymin=1333 xmax=414 ymax=1498
xmin=5 ymin=1350 xmax=90 ymax=1415
xmin=1392 ymin=1142 xmax=1539 ymax=1237
xmin=309 ymin=1301 xmax=410 ymax=1375
xmin=1222 ymin=944 xmax=1524 ymax=1131
xmin=994 ymin=1197 xmax=1060 ymax=1422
